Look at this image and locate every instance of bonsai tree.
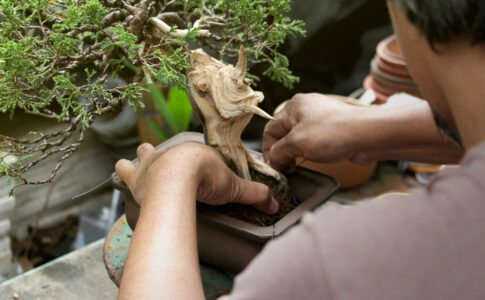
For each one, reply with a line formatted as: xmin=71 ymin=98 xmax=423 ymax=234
xmin=0 ymin=0 xmax=305 ymax=191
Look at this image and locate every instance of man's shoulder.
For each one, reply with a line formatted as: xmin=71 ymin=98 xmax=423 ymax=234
xmin=425 ymin=140 xmax=485 ymax=203
xmin=302 ymin=144 xmax=485 ymax=299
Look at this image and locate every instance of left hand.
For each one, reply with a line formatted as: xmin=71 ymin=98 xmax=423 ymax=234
xmin=115 ymin=142 xmax=279 ymax=214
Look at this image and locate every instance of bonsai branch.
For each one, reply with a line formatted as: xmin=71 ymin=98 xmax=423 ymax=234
xmin=148 ymin=17 xmax=211 ymax=38
xmin=0 ymin=0 xmax=304 ymax=188
xmin=2 ymin=132 xmax=85 ymax=188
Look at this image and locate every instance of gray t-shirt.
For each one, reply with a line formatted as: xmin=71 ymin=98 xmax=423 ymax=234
xmin=220 ymin=141 xmax=485 ymax=299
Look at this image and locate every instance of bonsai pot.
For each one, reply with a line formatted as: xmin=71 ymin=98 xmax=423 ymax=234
xmin=112 ymin=132 xmax=338 ymax=274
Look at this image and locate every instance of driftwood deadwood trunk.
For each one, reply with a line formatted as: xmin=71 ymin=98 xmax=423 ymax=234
xmin=187 ymin=47 xmax=290 ymax=198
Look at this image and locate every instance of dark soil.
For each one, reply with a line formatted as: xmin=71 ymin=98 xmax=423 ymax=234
xmin=198 ymin=170 xmax=298 ymax=227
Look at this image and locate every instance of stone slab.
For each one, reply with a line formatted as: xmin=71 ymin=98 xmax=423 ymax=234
xmin=0 ymin=239 xmax=118 ymax=300
xmin=0 ymin=197 xmax=14 ymax=221
xmin=0 ymin=220 xmax=10 ymax=237
xmin=0 ymin=238 xmax=10 ymax=253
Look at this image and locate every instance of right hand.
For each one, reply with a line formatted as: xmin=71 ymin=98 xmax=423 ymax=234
xmin=262 ymin=93 xmax=373 ymax=171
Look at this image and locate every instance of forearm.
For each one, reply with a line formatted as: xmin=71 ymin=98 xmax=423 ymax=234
xmin=118 ymin=179 xmax=204 ymax=300
xmin=355 ymin=102 xmax=464 ymax=164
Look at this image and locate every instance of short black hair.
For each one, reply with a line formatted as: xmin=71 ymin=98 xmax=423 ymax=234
xmin=392 ymin=0 xmax=485 ymax=46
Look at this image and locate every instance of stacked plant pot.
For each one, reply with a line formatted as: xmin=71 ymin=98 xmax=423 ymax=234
xmin=364 ymin=35 xmax=421 ymax=103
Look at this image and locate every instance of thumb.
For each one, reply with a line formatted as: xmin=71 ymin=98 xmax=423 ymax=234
xmin=115 ymin=159 xmax=137 ymax=189
xmin=232 ymin=178 xmax=279 ymax=215
xmin=268 ymin=130 xmax=302 ymax=171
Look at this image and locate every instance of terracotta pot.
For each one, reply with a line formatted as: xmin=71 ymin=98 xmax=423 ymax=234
xmin=370 ymin=58 xmax=415 ymax=86
xmin=112 ymin=132 xmax=338 ymax=274
xmin=375 ymin=55 xmax=411 ymax=79
xmin=376 ymin=35 xmax=407 ymax=70
xmin=297 ymin=159 xmax=377 ymax=190
xmin=366 ymin=35 xmax=423 ymax=103
xmin=407 ymin=163 xmax=442 ymax=174
xmin=372 ymin=75 xmax=420 ymax=97
xmin=363 ymin=75 xmax=421 ymax=104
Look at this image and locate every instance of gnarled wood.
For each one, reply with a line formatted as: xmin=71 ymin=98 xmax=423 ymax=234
xmin=187 ymin=47 xmax=285 ymax=186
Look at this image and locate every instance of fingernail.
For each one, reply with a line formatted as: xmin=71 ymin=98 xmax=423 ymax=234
xmin=268 ymin=198 xmax=279 ymax=215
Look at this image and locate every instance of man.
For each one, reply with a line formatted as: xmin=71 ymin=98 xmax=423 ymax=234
xmin=115 ymin=0 xmax=485 ymax=299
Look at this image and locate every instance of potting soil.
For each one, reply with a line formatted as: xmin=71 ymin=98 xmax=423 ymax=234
xmin=198 ymin=171 xmax=298 ymax=226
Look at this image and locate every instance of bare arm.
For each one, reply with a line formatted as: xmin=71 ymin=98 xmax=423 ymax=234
xmin=263 ymin=94 xmax=463 ymax=171
xmin=353 ymin=100 xmax=463 ymax=163
xmin=117 ymin=170 xmax=203 ymax=300
xmin=115 ymin=143 xmax=278 ymax=300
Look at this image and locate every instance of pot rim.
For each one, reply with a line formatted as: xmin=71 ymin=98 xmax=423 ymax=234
xmin=376 ymin=35 xmax=406 ymax=67
xmin=112 ymin=132 xmax=339 ymax=243
xmin=371 ymin=58 xmax=415 ymax=86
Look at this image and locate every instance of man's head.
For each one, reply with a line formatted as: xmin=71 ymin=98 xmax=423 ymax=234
xmin=390 ymin=0 xmax=485 ymax=47
xmin=387 ymin=0 xmax=485 ymax=146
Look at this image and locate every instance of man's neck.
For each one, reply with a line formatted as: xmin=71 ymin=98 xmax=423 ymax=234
xmin=439 ymin=43 xmax=485 ymax=150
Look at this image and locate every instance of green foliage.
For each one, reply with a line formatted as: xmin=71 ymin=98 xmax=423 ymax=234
xmin=82 ymin=0 xmax=107 ymax=26
xmin=0 ymin=154 xmax=32 ymax=195
xmin=101 ymin=25 xmax=141 ymax=59
xmin=263 ymin=53 xmax=300 ymax=89
xmin=52 ymin=0 xmax=107 ymax=31
xmin=228 ymin=0 xmax=267 ymax=39
xmin=51 ymin=33 xmax=82 ymax=56
xmin=122 ymin=83 xmax=146 ymax=112
xmin=0 ymin=0 xmax=304 ymax=186
xmin=224 ymin=0 xmax=306 ymax=88
xmin=147 ymin=48 xmax=190 ymax=89
xmin=0 ymin=0 xmax=304 ymax=125
xmin=0 ymin=0 xmax=145 ymax=125
xmin=0 ymin=161 xmax=12 ymax=186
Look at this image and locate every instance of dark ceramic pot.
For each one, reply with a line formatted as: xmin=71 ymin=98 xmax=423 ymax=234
xmin=112 ymin=132 xmax=338 ymax=274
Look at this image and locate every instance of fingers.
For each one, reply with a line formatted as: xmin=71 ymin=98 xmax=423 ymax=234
xmin=136 ymin=143 xmax=155 ymax=163
xmin=232 ymin=178 xmax=279 ymax=215
xmin=262 ymin=110 xmax=291 ymax=162
xmin=267 ymin=130 xmax=302 ymax=171
xmin=263 ymin=120 xmax=288 ymax=162
xmin=115 ymin=159 xmax=137 ymax=189
xmin=262 ymin=97 xmax=303 ymax=166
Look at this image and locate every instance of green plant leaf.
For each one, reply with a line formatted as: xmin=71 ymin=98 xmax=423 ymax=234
xmin=144 ymin=119 xmax=169 ymax=141
xmin=167 ymin=87 xmax=192 ymax=132
xmin=147 ymin=84 xmax=180 ymax=134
